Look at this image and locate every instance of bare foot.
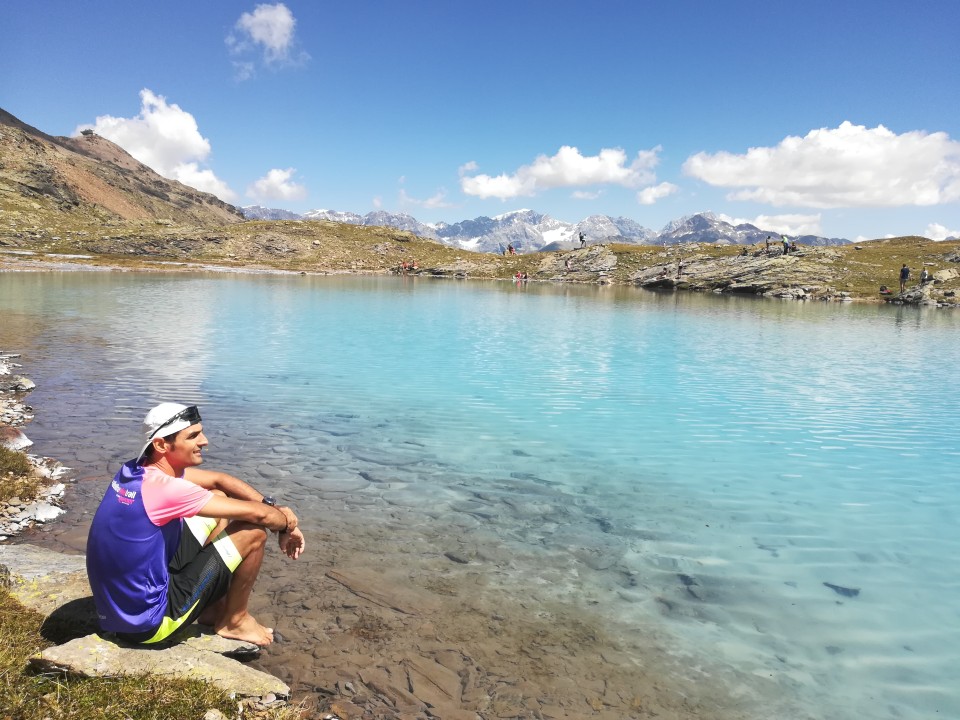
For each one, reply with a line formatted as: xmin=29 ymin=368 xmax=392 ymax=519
xmin=215 ymin=612 xmax=274 ymax=646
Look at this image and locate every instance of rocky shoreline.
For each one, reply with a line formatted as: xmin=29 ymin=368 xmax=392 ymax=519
xmin=0 ymin=351 xmax=68 ymax=540
xmin=3 ymin=237 xmax=960 ymax=308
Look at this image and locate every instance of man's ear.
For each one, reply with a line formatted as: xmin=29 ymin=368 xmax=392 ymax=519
xmin=151 ymin=435 xmax=171 ymax=457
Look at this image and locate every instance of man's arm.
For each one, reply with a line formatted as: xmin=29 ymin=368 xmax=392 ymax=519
xmin=185 ymin=467 xmax=299 ymax=535
xmin=183 ymin=467 xmax=262 ymax=500
xmin=197 ymin=493 xmax=293 ymax=533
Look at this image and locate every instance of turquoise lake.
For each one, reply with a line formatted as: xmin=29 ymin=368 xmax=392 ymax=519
xmin=1 ymin=269 xmax=958 ymax=719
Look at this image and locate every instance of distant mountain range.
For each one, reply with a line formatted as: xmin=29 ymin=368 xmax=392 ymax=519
xmin=242 ymin=206 xmax=850 ymax=253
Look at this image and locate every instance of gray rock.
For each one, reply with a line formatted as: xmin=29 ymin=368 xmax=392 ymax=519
xmin=32 ymin=633 xmax=288 ymax=699
xmin=0 ymin=425 xmax=32 ymax=450
xmin=25 ymin=501 xmax=64 ymax=523
xmin=13 ymin=376 xmax=36 ymax=392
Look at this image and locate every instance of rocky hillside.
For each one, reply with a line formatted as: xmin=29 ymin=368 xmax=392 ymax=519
xmin=0 ymin=108 xmax=243 ymax=230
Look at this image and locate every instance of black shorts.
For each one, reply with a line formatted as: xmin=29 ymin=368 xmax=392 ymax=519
xmin=116 ymin=517 xmax=239 ymax=644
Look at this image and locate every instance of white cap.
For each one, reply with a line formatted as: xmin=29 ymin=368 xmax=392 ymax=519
xmin=137 ymin=403 xmax=201 ymax=461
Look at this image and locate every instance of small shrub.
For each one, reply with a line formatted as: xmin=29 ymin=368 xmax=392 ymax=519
xmin=0 ymin=446 xmax=32 ymax=477
xmin=0 ymin=446 xmax=41 ymax=502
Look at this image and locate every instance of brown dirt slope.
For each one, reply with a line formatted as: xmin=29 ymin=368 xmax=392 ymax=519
xmin=0 ymin=107 xmax=243 ymax=227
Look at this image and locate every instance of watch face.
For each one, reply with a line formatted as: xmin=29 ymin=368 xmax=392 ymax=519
xmin=262 ymin=496 xmax=276 ymax=506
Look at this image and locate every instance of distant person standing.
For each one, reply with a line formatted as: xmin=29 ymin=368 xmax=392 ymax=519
xmin=765 ymin=236 xmax=771 ymax=254
xmin=920 ymin=268 xmax=930 ymax=284
xmin=899 ymin=263 xmax=910 ymax=293
xmin=579 ymin=231 xmax=586 ymax=248
xmin=781 ymin=236 xmax=790 ymax=255
xmin=676 ymin=256 xmax=683 ymax=279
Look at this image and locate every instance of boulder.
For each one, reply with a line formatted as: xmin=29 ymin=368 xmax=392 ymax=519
xmin=0 ymin=425 xmax=32 ymax=450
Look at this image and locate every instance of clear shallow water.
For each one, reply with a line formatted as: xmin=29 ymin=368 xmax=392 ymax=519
xmin=2 ymin=270 xmax=959 ymax=719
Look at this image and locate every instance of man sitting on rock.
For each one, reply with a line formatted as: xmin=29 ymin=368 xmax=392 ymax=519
xmin=86 ymin=403 xmax=305 ymax=647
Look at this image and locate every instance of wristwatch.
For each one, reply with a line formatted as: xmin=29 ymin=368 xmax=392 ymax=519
xmin=261 ymin=496 xmax=277 ymax=507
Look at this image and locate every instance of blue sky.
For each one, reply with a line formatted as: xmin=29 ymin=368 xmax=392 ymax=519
xmin=3 ymin=1 xmax=959 ymax=240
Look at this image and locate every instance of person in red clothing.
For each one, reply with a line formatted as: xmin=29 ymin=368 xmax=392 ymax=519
xmin=86 ymin=403 xmax=306 ymax=646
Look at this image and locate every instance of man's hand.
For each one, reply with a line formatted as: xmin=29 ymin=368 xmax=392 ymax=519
xmin=279 ymin=527 xmax=305 ymax=559
xmin=277 ymin=506 xmax=298 ymax=534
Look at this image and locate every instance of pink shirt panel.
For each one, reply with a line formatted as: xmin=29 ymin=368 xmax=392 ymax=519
xmin=141 ymin=465 xmax=213 ymax=525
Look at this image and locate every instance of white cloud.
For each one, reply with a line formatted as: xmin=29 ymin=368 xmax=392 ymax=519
xmin=461 ymin=146 xmax=663 ymax=200
xmin=925 ymin=222 xmax=960 ymax=240
xmin=637 ymin=182 xmax=678 ymax=205
xmin=175 ymin=163 xmax=237 ymax=201
xmin=399 ymin=188 xmax=453 ymax=209
xmin=246 ymin=168 xmax=307 ymax=201
xmin=572 ymin=190 xmax=603 ymax=200
xmin=227 ymin=3 xmax=308 ymax=79
xmin=718 ymin=212 xmax=823 ymax=236
xmin=683 ymin=122 xmax=960 ymax=208
xmin=75 ymin=89 xmax=237 ymax=202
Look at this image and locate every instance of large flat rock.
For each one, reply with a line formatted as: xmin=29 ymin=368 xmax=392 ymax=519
xmin=0 ymin=544 xmax=89 ymax=615
xmin=32 ymin=633 xmax=288 ymax=699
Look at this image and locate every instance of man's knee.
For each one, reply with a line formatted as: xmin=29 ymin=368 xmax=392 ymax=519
xmin=227 ymin=521 xmax=268 ymax=558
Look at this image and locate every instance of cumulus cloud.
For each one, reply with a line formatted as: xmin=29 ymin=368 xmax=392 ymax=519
xmin=175 ymin=164 xmax=237 ymax=203
xmin=637 ymin=182 xmax=678 ymax=205
xmin=246 ymin=168 xmax=307 ymax=201
xmin=718 ymin=212 xmax=823 ymax=236
xmin=75 ymin=89 xmax=237 ymax=202
xmin=925 ymin=222 xmax=960 ymax=240
xmin=683 ymin=122 xmax=960 ymax=208
xmin=227 ymin=3 xmax=308 ymax=79
xmin=460 ymin=146 xmax=662 ymax=200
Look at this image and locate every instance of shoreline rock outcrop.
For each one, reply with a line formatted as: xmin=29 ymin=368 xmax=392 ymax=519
xmin=0 ymin=351 xmax=69 ymax=540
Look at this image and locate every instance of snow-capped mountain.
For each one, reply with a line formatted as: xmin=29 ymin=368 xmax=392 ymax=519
xmin=432 ymin=209 xmax=571 ymax=253
xmin=241 ymin=205 xmax=301 ymax=221
xmin=658 ymin=212 xmax=769 ymax=245
xmin=240 ymin=206 xmax=849 ymax=252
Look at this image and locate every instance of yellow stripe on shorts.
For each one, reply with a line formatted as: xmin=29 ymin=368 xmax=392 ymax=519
xmin=184 ymin=515 xmax=242 ymax=571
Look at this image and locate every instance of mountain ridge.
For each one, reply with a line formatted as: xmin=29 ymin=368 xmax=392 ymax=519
xmin=242 ymin=205 xmax=850 ymax=254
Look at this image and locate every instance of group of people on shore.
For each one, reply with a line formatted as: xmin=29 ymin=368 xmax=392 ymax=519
xmin=880 ymin=263 xmax=934 ymax=295
xmin=897 ymin=264 xmax=934 ymax=293
xmin=763 ymin=236 xmax=797 ymax=255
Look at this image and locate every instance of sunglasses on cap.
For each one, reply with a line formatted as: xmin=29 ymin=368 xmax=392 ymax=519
xmin=156 ymin=405 xmax=202 ymax=434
